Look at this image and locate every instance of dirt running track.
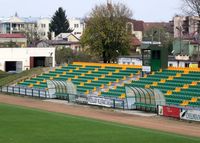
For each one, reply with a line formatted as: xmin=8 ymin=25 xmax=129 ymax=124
xmin=0 ymin=94 xmax=200 ymax=138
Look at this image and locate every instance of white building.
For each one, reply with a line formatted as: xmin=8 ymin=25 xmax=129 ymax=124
xmin=0 ymin=47 xmax=55 ymax=72
xmin=0 ymin=16 xmax=50 ymax=40
xmin=69 ymin=18 xmax=85 ymax=39
xmin=0 ymin=16 xmax=86 ymax=40
xmin=37 ymin=18 xmax=50 ymax=40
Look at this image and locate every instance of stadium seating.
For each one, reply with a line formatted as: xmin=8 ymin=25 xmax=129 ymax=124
xmin=17 ymin=62 xmax=200 ymax=108
xmin=18 ymin=63 xmax=141 ymax=95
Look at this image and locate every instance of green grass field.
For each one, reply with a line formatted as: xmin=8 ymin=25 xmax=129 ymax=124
xmin=0 ymin=103 xmax=199 ymax=143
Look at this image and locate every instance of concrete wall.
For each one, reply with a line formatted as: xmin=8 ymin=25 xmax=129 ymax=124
xmin=0 ymin=47 xmax=55 ymax=71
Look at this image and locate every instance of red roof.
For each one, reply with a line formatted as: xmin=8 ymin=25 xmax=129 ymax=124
xmin=127 ymin=19 xmax=144 ymax=32
xmin=133 ymin=20 xmax=144 ymax=31
xmin=0 ymin=33 xmax=26 ymax=38
xmin=131 ymin=37 xmax=141 ymax=46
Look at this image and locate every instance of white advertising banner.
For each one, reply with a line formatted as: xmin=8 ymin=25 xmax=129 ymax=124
xmin=142 ymin=66 xmax=151 ymax=72
xmin=180 ymin=109 xmax=200 ymax=122
xmin=88 ymin=96 xmax=113 ymax=107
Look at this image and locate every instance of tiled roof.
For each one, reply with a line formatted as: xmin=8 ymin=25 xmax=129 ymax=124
xmin=131 ymin=37 xmax=141 ymax=46
xmin=133 ymin=20 xmax=144 ymax=31
xmin=0 ymin=33 xmax=26 ymax=38
xmin=127 ymin=19 xmax=144 ymax=31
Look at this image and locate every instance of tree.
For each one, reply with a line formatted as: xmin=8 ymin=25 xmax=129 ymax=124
xmin=81 ymin=2 xmax=132 ymax=63
xmin=143 ymin=26 xmax=174 ymax=54
xmin=181 ymin=0 xmax=200 ymax=33
xmin=181 ymin=0 xmax=200 ymax=16
xmin=55 ymin=48 xmax=73 ymax=65
xmin=55 ymin=48 xmax=99 ymax=65
xmin=50 ymin=7 xmax=72 ymax=36
xmin=21 ymin=25 xmax=39 ymax=46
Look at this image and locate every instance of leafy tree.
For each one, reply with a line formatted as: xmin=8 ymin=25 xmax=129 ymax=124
xmin=55 ymin=48 xmax=99 ymax=65
xmin=50 ymin=7 xmax=72 ymax=36
xmin=55 ymin=48 xmax=73 ymax=65
xmin=81 ymin=2 xmax=132 ymax=63
xmin=143 ymin=26 xmax=174 ymax=54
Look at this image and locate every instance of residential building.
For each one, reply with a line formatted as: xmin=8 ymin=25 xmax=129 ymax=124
xmin=0 ymin=16 xmax=86 ymax=41
xmin=37 ymin=33 xmax=82 ymax=52
xmin=0 ymin=15 xmax=50 ymax=40
xmin=68 ymin=18 xmax=85 ymax=39
xmin=0 ymin=33 xmax=27 ymax=47
xmin=131 ymin=36 xmax=141 ymax=54
xmin=37 ymin=18 xmax=50 ymax=40
xmin=127 ymin=19 xmax=144 ymax=41
xmin=172 ymin=16 xmax=200 ymax=38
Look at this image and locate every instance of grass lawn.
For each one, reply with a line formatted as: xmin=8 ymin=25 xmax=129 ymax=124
xmin=0 ymin=68 xmax=45 ymax=86
xmin=0 ymin=103 xmax=199 ymax=143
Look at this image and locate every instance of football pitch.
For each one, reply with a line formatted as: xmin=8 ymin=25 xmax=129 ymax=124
xmin=0 ymin=103 xmax=199 ymax=143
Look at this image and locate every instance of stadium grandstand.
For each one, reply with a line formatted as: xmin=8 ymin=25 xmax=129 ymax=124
xmin=9 ymin=62 xmax=199 ymax=110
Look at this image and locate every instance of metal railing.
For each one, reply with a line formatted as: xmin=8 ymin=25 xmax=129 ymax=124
xmin=55 ymin=92 xmax=126 ymax=109
xmin=0 ymin=86 xmax=50 ymax=99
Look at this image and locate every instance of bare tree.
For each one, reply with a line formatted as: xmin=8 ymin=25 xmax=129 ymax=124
xmin=181 ymin=0 xmax=200 ymax=16
xmin=181 ymin=0 xmax=200 ymax=63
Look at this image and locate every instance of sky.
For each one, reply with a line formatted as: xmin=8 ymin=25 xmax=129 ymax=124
xmin=0 ymin=0 xmax=181 ymax=22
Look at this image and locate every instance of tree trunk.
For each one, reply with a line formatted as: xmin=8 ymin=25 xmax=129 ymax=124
xmin=102 ymin=51 xmax=107 ymax=63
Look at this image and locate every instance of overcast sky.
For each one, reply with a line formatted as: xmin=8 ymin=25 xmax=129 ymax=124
xmin=0 ymin=0 xmax=181 ymax=22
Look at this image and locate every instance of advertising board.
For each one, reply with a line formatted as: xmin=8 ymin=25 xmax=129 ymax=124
xmin=163 ymin=106 xmax=180 ymax=119
xmin=180 ymin=109 xmax=200 ymax=122
xmin=142 ymin=66 xmax=151 ymax=72
xmin=88 ymin=96 xmax=114 ymax=107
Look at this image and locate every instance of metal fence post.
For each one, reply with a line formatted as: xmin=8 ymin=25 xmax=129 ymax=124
xmin=39 ymin=90 xmax=40 ymax=98
xmin=45 ymin=90 xmax=47 ymax=98
xmin=113 ymin=99 xmax=115 ymax=109
xmin=25 ymin=88 xmax=27 ymax=96
xmin=12 ymin=86 xmax=14 ymax=94
xmin=32 ymin=89 xmax=33 ymax=97
xmin=123 ymin=100 xmax=125 ymax=110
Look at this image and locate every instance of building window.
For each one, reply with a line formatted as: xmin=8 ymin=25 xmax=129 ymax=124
xmin=74 ymin=24 xmax=79 ymax=28
xmin=74 ymin=32 xmax=81 ymax=35
xmin=41 ymin=24 xmax=46 ymax=28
